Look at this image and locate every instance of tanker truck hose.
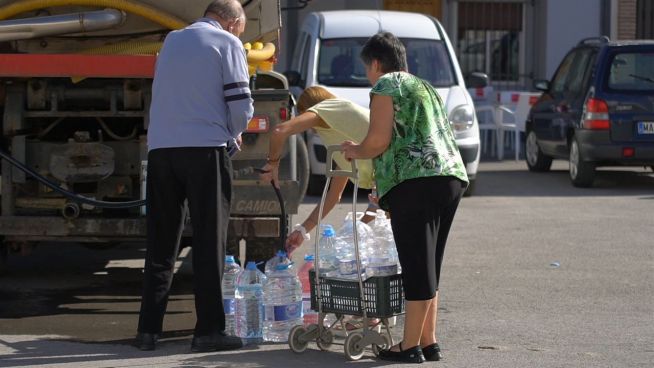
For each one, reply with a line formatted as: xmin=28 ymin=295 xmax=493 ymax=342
xmin=0 ymin=0 xmax=187 ymax=30
xmin=0 ymin=148 xmax=145 ymax=209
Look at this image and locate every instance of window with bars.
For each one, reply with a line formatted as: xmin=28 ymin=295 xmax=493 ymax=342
xmin=456 ymin=1 xmax=523 ymax=83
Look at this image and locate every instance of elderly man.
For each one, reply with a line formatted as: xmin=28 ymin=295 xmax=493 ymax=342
xmin=135 ymin=0 xmax=253 ymax=352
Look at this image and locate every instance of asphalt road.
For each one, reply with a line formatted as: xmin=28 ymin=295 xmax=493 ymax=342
xmin=0 ymin=160 xmax=652 ymax=367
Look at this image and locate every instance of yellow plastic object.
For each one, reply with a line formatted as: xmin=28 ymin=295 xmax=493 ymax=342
xmin=0 ymin=0 xmax=187 ymax=30
xmin=246 ymin=42 xmax=274 ymax=62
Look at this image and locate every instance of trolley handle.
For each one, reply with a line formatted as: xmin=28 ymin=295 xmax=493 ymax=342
xmin=326 ymin=145 xmax=358 ymax=179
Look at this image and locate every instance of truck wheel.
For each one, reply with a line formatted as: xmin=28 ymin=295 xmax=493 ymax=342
xmin=569 ymin=137 xmax=595 ymax=187
xmin=0 ymin=240 xmax=8 ymax=275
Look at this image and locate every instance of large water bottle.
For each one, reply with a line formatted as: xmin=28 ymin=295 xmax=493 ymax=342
xmin=366 ymin=210 xmax=400 ymax=277
xmin=222 ymin=255 xmax=242 ymax=335
xmin=335 ymin=212 xmax=374 ymax=276
xmin=264 ymin=250 xmax=293 ymax=275
xmin=317 ymin=225 xmax=338 ymax=276
xmin=297 ymin=254 xmax=318 ymax=325
xmin=263 ymin=263 xmax=303 ymax=342
xmin=235 ymin=261 xmax=266 ymax=345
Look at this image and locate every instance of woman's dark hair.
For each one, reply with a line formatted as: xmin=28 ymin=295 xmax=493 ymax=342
xmin=360 ymin=31 xmax=408 ymax=73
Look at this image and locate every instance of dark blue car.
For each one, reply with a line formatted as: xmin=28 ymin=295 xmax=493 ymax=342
xmin=525 ymin=37 xmax=654 ymax=187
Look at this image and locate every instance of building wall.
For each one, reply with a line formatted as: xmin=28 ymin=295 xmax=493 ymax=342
xmin=544 ymin=0 xmax=601 ymax=79
xmin=617 ymin=0 xmax=636 ymax=39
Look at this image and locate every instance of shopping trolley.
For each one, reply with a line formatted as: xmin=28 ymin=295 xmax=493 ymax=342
xmin=287 ymin=145 xmax=404 ymax=361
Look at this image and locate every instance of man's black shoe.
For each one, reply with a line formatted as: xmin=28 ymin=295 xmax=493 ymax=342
xmin=191 ymin=331 xmax=243 ymax=352
xmin=135 ymin=332 xmax=158 ymax=351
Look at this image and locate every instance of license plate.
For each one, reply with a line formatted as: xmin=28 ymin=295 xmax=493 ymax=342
xmin=637 ymin=121 xmax=654 ymax=134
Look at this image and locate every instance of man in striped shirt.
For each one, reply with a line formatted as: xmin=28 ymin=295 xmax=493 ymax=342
xmin=136 ymin=0 xmax=253 ymax=352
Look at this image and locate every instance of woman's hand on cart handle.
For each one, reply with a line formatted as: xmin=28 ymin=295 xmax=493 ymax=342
xmin=340 ymin=140 xmax=360 ymax=161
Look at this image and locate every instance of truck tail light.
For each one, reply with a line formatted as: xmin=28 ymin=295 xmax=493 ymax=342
xmin=245 ymin=115 xmax=269 ymax=133
xmin=279 ymin=107 xmax=288 ymax=121
xmin=583 ymin=98 xmax=610 ymax=130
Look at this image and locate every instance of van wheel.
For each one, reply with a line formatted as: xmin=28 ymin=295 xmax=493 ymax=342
xmin=463 ymin=179 xmax=475 ymax=197
xmin=307 ymin=174 xmax=326 ymax=196
xmin=525 ymin=130 xmax=552 ymax=172
xmin=569 ymin=137 xmax=595 ymax=187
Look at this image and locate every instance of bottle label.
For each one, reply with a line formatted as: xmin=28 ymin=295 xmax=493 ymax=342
xmin=223 ymin=298 xmax=235 ymax=315
xmin=265 ymin=301 xmax=303 ymax=321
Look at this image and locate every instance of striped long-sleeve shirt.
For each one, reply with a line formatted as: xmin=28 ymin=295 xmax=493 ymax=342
xmin=147 ymin=18 xmax=254 ymax=151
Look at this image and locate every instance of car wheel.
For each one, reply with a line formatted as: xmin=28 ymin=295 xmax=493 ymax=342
xmin=569 ymin=137 xmax=595 ymax=187
xmin=463 ymin=178 xmax=475 ymax=197
xmin=525 ymin=130 xmax=552 ymax=172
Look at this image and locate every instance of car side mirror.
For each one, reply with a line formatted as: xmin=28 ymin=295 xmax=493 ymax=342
xmin=465 ymin=72 xmax=489 ymax=88
xmin=284 ymin=71 xmax=301 ymax=87
xmin=533 ymin=79 xmax=550 ymax=92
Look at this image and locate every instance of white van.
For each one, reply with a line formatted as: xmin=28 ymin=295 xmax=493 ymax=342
xmin=286 ymin=10 xmax=484 ymax=195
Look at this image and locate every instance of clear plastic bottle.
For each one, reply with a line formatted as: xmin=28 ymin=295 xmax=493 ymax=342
xmin=222 ymin=255 xmax=242 ymax=335
xmin=264 ymin=250 xmax=293 ymax=275
xmin=335 ymin=212 xmax=374 ymax=276
xmin=367 ymin=209 xmax=401 ymax=276
xmin=297 ymin=254 xmax=318 ymax=325
xmin=317 ymin=225 xmax=338 ymax=276
xmin=235 ymin=261 xmax=267 ymax=345
xmin=263 ymin=263 xmax=303 ymax=342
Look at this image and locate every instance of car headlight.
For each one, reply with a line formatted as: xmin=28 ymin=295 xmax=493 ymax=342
xmin=449 ymin=104 xmax=474 ymax=132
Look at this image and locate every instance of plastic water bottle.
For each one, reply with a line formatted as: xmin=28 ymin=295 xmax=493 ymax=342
xmin=298 ymin=254 xmax=318 ymax=325
xmin=263 ymin=263 xmax=303 ymax=342
xmin=264 ymin=250 xmax=293 ymax=275
xmin=317 ymin=225 xmax=338 ymax=276
xmin=235 ymin=261 xmax=267 ymax=345
xmin=368 ymin=209 xmax=401 ymax=275
xmin=222 ymin=255 xmax=242 ymax=335
xmin=335 ymin=212 xmax=374 ymax=276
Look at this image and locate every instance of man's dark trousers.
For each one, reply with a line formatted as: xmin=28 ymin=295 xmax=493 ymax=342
xmin=138 ymin=147 xmax=231 ymax=336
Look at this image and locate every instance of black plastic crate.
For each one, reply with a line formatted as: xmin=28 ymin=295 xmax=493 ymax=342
xmin=309 ymin=270 xmax=404 ymax=318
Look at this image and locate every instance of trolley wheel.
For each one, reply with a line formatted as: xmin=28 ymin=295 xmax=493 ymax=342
xmin=316 ymin=328 xmax=334 ymax=351
xmin=371 ymin=333 xmax=392 ymax=357
xmin=288 ymin=325 xmax=309 ymax=353
xmin=344 ymin=332 xmax=365 ymax=361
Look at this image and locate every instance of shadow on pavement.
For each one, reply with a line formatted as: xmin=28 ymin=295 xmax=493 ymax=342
xmin=0 ymin=336 xmax=395 ymax=368
xmin=474 ymin=167 xmax=654 ymax=197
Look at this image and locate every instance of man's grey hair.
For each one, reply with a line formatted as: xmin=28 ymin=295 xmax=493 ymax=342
xmin=204 ymin=0 xmax=245 ymax=20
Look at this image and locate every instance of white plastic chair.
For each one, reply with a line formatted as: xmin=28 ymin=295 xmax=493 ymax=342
xmin=495 ymin=105 xmax=520 ymax=161
xmin=475 ymin=104 xmax=499 ymax=157
xmin=475 ymin=104 xmax=520 ymax=161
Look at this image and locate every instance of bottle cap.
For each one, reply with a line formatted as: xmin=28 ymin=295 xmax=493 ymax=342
xmin=304 ymin=254 xmax=315 ymax=261
xmin=321 ymin=224 xmax=335 ymax=237
xmin=225 ymin=255 xmax=235 ymax=263
xmin=276 ymin=250 xmax=287 ymax=257
xmin=245 ymin=261 xmax=258 ymax=270
xmin=275 ymin=263 xmax=290 ymax=271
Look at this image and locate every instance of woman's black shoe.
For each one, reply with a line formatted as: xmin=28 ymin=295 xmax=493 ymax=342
xmin=422 ymin=343 xmax=443 ymax=361
xmin=378 ymin=342 xmax=426 ymax=364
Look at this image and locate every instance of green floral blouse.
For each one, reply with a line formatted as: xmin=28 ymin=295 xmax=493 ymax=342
xmin=372 ymin=72 xmax=468 ymax=210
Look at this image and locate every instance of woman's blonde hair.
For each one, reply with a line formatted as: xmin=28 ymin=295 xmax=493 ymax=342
xmin=296 ymin=86 xmax=336 ymax=113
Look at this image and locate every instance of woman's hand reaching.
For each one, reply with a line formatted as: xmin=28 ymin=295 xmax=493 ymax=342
xmin=285 ymin=230 xmax=305 ymax=255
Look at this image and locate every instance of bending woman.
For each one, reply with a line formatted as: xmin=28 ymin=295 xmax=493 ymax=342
xmin=259 ymin=86 xmax=376 ymax=254
xmin=341 ymin=32 xmax=468 ymax=364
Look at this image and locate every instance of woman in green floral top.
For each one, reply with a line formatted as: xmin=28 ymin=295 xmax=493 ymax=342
xmin=341 ymin=32 xmax=468 ymax=364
